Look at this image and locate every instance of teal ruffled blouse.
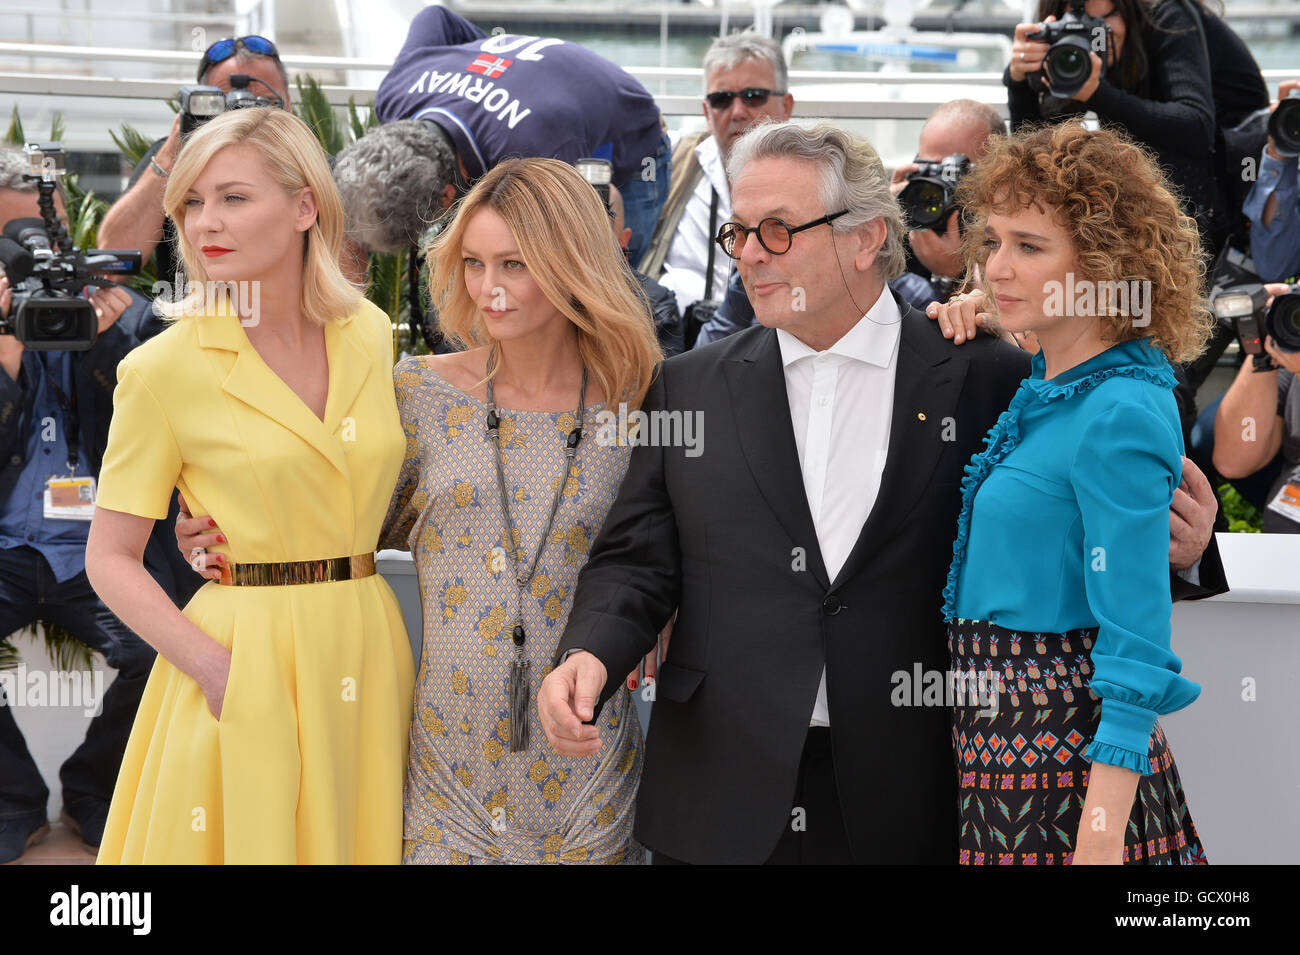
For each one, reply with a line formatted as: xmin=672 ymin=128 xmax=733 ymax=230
xmin=942 ymin=338 xmax=1201 ymax=776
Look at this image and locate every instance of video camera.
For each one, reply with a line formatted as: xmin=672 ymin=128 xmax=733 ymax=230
xmin=899 ymin=153 xmax=971 ymax=235
xmin=1212 ymin=282 xmax=1300 ymax=371
xmin=1027 ymin=0 xmax=1111 ymax=101
xmin=179 ymin=74 xmax=284 ymax=138
xmin=0 ymin=143 xmax=141 ymax=351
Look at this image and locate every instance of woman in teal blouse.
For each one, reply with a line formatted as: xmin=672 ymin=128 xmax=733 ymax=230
xmin=942 ymin=122 xmax=1213 ymax=865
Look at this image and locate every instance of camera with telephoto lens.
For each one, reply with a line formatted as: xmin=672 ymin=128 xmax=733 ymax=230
xmin=1027 ymin=0 xmax=1111 ymax=100
xmin=1212 ymin=282 xmax=1300 ymax=371
xmin=0 ymin=143 xmax=141 ymax=351
xmin=1269 ymin=88 xmax=1300 ymax=158
xmin=180 ymin=74 xmax=284 ymax=138
xmin=899 ymin=153 xmax=971 ymax=235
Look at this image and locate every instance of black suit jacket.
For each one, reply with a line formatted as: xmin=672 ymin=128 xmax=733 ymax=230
xmin=556 ymin=294 xmax=1030 ymax=863
xmin=0 ymin=290 xmax=201 ymax=607
xmin=557 ymin=294 xmax=1227 ymax=863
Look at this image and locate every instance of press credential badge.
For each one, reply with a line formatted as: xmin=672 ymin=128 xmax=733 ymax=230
xmin=44 ymin=474 xmax=96 ymax=521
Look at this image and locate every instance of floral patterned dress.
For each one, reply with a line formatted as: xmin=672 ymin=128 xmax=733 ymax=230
xmin=381 ymin=357 xmax=644 ymax=864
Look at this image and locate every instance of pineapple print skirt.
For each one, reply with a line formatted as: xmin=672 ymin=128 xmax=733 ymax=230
xmin=948 ymin=620 xmax=1208 ymax=865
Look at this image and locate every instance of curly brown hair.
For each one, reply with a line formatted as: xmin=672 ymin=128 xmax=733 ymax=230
xmin=956 ymin=122 xmax=1213 ymax=364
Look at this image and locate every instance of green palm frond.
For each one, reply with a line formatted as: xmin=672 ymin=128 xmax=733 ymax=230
xmin=1 ymin=623 xmax=96 ymax=673
xmin=49 ymin=113 xmax=66 ymax=143
xmin=347 ymin=96 xmax=376 ymax=140
xmin=294 ymin=74 xmax=344 ymax=156
xmin=109 ymin=123 xmax=158 ymax=167
xmin=5 ymin=105 xmax=24 ymax=144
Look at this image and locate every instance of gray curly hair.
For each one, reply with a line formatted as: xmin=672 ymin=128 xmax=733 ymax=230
xmin=725 ymin=120 xmax=907 ymax=281
xmin=333 ymin=119 xmax=458 ymax=253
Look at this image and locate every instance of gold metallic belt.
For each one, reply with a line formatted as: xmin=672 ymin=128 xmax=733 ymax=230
xmin=216 ymin=553 xmax=377 ymax=586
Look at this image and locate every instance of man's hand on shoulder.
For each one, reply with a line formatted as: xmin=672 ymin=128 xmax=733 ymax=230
xmin=1169 ymin=456 xmax=1216 ymax=570
xmin=538 ymin=650 xmax=607 ymax=757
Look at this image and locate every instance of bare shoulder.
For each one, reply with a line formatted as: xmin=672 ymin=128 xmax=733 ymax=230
xmin=418 ymin=347 xmax=490 ymax=397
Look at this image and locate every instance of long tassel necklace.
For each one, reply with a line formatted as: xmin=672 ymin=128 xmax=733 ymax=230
xmin=485 ymin=354 xmax=587 ymax=753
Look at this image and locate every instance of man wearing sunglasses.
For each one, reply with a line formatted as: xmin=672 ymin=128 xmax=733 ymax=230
xmin=642 ymin=31 xmax=794 ymax=324
xmin=97 ymin=35 xmax=292 ymax=293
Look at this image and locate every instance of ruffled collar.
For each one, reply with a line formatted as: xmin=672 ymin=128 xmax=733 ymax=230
xmin=941 ymin=337 xmax=1176 ymax=621
xmin=1022 ymin=337 xmax=1176 ymax=400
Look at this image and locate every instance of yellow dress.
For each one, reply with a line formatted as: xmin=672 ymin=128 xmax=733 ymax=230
xmin=93 ymin=300 xmax=414 ymax=864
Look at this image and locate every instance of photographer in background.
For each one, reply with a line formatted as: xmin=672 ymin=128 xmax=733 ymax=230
xmin=97 ymin=35 xmax=292 ymax=288
xmin=1212 ymin=283 xmax=1300 ymax=532
xmin=1006 ymin=0 xmax=1219 ymax=250
xmin=0 ymin=149 xmax=187 ymax=862
xmin=1243 ymin=80 xmax=1300 ymax=283
xmin=889 ymin=99 xmax=1005 ymax=309
xmin=643 ymin=31 xmax=794 ymax=322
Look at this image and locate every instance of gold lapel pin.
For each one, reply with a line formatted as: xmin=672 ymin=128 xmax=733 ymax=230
xmin=917 ymin=412 xmax=927 ymax=421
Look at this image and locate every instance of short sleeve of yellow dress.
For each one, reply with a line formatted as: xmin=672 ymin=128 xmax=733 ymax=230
xmin=94 ymin=300 xmax=415 ymax=864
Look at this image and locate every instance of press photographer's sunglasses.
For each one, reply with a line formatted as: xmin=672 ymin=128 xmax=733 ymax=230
xmin=705 ymin=87 xmax=784 ymax=110
xmin=197 ymin=35 xmax=282 ymax=82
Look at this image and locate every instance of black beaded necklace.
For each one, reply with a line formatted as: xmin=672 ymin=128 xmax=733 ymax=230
xmin=484 ymin=355 xmax=588 ymax=752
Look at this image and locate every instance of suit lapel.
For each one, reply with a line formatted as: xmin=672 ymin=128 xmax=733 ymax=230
xmin=722 ymin=328 xmax=831 ymax=590
xmin=197 ymin=308 xmax=371 ymax=478
xmin=831 ymin=305 xmax=968 ymax=589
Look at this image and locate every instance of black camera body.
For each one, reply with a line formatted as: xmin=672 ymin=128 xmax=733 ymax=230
xmin=1027 ymin=0 xmax=1110 ymax=101
xmin=1212 ymin=282 xmax=1300 ymax=371
xmin=1268 ymin=89 xmax=1300 ymax=159
xmin=179 ymin=74 xmax=283 ymax=138
xmin=0 ymin=143 xmax=141 ymax=351
xmin=899 ymin=153 xmax=971 ymax=234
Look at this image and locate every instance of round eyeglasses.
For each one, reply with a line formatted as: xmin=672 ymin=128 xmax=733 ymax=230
xmin=715 ymin=210 xmax=848 ymax=259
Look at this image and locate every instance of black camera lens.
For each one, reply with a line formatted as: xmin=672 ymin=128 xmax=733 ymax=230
xmin=1269 ymin=97 xmax=1300 ymax=158
xmin=1267 ymin=293 xmax=1300 ymax=353
xmin=1046 ymin=38 xmax=1092 ymax=96
xmin=901 ymin=181 xmax=948 ymax=229
xmin=34 ymin=308 xmax=72 ymax=338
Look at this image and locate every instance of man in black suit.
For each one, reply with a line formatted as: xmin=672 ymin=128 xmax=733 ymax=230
xmin=538 ymin=121 xmax=1222 ymax=864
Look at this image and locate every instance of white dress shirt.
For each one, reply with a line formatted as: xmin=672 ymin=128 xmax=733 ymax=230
xmin=659 ymin=134 xmax=734 ymax=315
xmin=777 ymin=287 xmax=902 ymax=727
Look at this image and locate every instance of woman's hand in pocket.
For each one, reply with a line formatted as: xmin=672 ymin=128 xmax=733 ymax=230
xmin=195 ymin=641 xmax=232 ymax=721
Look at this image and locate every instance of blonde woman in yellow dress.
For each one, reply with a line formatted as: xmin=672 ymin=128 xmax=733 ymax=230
xmin=85 ymin=108 xmax=414 ymax=863
xmin=383 ymin=158 xmax=661 ymax=863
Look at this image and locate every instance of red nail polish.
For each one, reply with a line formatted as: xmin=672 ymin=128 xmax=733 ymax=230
xmin=217 ymin=534 xmax=226 ymax=543
xmin=216 ymin=555 xmax=225 ymax=563
xmin=627 ymin=678 xmax=637 ymax=690
xmin=208 ymin=519 xmax=216 ymax=527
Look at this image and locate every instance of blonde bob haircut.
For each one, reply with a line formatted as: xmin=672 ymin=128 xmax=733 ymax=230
xmin=427 ymin=157 xmax=662 ymax=410
xmin=160 ymin=107 xmax=360 ymax=325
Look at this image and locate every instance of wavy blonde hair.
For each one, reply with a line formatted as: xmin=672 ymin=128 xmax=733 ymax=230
xmin=427 ymin=157 xmax=662 ymax=409
xmin=161 ymin=108 xmax=360 ymax=324
xmin=957 ymin=122 xmax=1213 ymax=364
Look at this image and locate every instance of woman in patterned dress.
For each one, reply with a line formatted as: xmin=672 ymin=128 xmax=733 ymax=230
xmin=379 ymin=158 xmax=661 ymax=864
xmin=938 ymin=123 xmax=1212 ymax=864
xmin=178 ymin=158 xmax=661 ymax=863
